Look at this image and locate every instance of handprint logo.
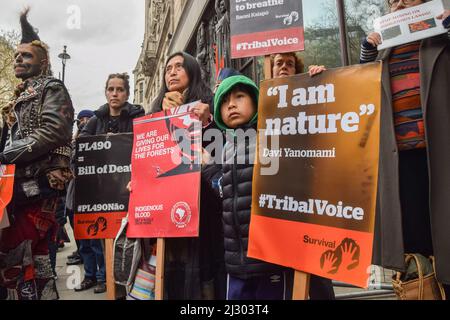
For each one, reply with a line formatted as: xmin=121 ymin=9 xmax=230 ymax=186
xmin=283 ymin=15 xmax=293 ymax=26
xmin=319 ymin=238 xmax=361 ymax=274
xmin=96 ymin=217 xmax=107 ymax=232
xmin=87 ymin=223 xmax=99 ymax=236
xmin=320 ymin=250 xmax=340 ymax=274
xmin=86 ymin=217 xmax=107 ymax=236
xmin=283 ymin=11 xmax=299 ymax=26
xmin=335 ymin=238 xmax=360 ymax=270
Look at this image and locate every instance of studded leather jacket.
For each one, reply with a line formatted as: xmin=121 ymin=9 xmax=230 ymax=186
xmin=0 ymin=76 xmax=74 ymax=199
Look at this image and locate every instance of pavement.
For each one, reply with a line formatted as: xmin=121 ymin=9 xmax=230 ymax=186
xmin=55 ymin=225 xmax=106 ymax=300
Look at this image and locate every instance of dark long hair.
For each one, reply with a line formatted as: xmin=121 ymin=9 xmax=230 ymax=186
xmin=150 ymin=51 xmax=213 ymax=114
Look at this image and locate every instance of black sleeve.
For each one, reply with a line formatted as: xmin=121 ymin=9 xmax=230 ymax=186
xmin=360 ymin=37 xmax=379 ymax=64
xmin=201 ymin=163 xmax=223 ymax=201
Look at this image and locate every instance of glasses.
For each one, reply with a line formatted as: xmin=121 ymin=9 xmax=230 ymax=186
xmin=165 ymin=63 xmax=184 ymax=75
xmin=388 ymin=0 xmax=419 ymax=8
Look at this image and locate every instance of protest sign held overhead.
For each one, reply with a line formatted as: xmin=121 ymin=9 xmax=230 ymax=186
xmin=127 ymin=102 xmax=202 ymax=239
xmin=374 ymin=0 xmax=448 ymax=50
xmin=74 ymin=134 xmax=133 ymax=239
xmin=248 ymin=63 xmax=382 ymax=288
xmin=230 ymin=0 xmax=304 ymax=58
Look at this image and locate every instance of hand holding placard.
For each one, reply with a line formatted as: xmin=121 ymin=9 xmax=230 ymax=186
xmin=373 ymin=0 xmax=448 ymax=50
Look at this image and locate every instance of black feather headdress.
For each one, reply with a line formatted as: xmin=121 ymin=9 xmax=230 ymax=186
xmin=17 ymin=8 xmax=52 ymax=76
xmin=20 ymin=8 xmax=40 ymax=44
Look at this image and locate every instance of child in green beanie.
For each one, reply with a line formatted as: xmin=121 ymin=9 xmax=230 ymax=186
xmin=213 ymin=75 xmax=291 ymax=300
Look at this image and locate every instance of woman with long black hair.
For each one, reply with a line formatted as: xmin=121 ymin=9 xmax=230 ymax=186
xmin=150 ymin=52 xmax=226 ymax=300
xmin=151 ymin=52 xmax=213 ymax=120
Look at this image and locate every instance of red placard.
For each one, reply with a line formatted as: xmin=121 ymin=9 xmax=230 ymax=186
xmin=231 ymin=27 xmax=304 ymax=59
xmin=127 ymin=102 xmax=202 ymax=238
xmin=0 ymin=165 xmax=15 ymax=224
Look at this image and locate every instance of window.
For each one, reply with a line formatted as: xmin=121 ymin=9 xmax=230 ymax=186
xmin=299 ymin=0 xmax=342 ymax=68
xmin=232 ymin=57 xmax=254 ymax=79
xmin=343 ymin=0 xmax=386 ymax=65
xmin=230 ymin=1 xmax=343 ymax=80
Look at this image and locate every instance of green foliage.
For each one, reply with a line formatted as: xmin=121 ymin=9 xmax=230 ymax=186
xmin=0 ymin=30 xmax=20 ymax=110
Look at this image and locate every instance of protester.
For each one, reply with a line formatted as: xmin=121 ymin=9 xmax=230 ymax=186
xmin=65 ymin=110 xmax=95 ymax=267
xmin=270 ymin=52 xmax=326 ymax=79
xmin=270 ymin=51 xmax=335 ymax=300
xmin=359 ymin=0 xmax=450 ymax=297
xmin=75 ymin=110 xmax=95 ymax=137
xmin=213 ymin=75 xmax=288 ymax=299
xmin=148 ymin=52 xmax=227 ymax=300
xmin=75 ymin=73 xmax=144 ymax=294
xmin=0 ymin=9 xmax=74 ymax=300
xmin=206 ymin=67 xmax=242 ymax=204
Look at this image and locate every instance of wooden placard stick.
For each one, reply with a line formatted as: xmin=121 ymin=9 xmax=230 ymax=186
xmin=155 ymin=238 xmax=166 ymax=300
xmin=264 ymin=54 xmax=310 ymax=300
xmin=105 ymin=238 xmax=116 ymax=300
xmin=293 ymin=271 xmax=310 ymax=300
xmin=264 ymin=55 xmax=272 ymax=80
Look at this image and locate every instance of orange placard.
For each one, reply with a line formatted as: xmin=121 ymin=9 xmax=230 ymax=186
xmin=249 ymin=63 xmax=382 ymax=288
xmin=249 ymin=216 xmax=374 ymax=288
xmin=74 ymin=212 xmax=127 ymax=239
xmin=0 ymin=164 xmax=15 ymax=223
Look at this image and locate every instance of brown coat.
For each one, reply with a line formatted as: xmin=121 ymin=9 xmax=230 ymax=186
xmin=372 ymin=34 xmax=450 ymax=284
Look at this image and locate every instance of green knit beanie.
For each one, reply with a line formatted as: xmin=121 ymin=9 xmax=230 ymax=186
xmin=213 ymin=75 xmax=259 ymax=131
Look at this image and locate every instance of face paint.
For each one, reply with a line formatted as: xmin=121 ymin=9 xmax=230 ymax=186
xmin=14 ymin=44 xmax=46 ymax=80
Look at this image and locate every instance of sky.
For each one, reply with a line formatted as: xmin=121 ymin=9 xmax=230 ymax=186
xmin=0 ymin=0 xmax=145 ymax=115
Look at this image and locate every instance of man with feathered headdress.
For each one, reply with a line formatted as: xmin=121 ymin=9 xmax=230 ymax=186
xmin=0 ymin=8 xmax=74 ymax=300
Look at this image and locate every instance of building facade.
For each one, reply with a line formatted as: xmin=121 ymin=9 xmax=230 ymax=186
xmin=133 ymin=0 xmax=388 ymax=112
xmin=133 ymin=0 xmax=189 ymax=110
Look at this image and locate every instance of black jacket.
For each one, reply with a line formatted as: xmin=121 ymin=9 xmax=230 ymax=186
xmin=80 ymin=102 xmax=144 ymax=136
xmin=221 ymin=126 xmax=285 ymax=279
xmin=0 ymin=77 xmax=74 ymax=204
xmin=0 ymin=77 xmax=73 ymax=174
